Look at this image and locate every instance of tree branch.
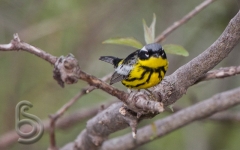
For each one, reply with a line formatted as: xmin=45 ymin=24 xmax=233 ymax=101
xmin=155 ymin=0 xmax=216 ymax=43
xmin=100 ymin=87 xmax=240 ymax=150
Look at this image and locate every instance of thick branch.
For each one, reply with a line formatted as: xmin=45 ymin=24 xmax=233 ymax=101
xmin=101 ymin=87 xmax=240 ymax=150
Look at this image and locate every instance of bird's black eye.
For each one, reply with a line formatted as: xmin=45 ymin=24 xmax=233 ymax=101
xmin=138 ymin=50 xmax=150 ymax=60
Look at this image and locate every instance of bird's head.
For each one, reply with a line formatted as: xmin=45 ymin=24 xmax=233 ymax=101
xmin=138 ymin=43 xmax=167 ymax=60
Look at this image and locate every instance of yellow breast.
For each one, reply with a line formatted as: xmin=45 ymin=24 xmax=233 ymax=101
xmin=122 ymin=57 xmax=168 ymax=89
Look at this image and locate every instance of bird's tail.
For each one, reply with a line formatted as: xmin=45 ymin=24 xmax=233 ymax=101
xmin=99 ymin=56 xmax=122 ymax=67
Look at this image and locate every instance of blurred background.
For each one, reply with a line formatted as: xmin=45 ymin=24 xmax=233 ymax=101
xmin=0 ymin=0 xmax=239 ymax=150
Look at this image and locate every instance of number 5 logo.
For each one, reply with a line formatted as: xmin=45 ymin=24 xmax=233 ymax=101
xmin=15 ymin=100 xmax=44 ymax=144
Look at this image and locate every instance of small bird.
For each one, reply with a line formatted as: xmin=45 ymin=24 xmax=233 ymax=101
xmin=99 ymin=43 xmax=168 ymax=90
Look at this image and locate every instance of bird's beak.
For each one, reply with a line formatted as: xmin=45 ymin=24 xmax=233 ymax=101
xmin=152 ymin=53 xmax=159 ymax=58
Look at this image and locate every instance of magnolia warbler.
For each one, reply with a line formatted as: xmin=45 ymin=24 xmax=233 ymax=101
xmin=99 ymin=43 xmax=168 ymax=89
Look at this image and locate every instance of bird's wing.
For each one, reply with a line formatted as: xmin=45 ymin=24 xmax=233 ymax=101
xmin=109 ymin=71 xmax=127 ymax=85
xmin=110 ymin=50 xmax=139 ymax=85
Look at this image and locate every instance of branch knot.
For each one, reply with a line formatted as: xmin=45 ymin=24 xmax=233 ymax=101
xmin=53 ymin=54 xmax=81 ymax=87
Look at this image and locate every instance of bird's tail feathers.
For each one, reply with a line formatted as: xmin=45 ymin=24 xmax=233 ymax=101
xmin=99 ymin=56 xmax=122 ymax=67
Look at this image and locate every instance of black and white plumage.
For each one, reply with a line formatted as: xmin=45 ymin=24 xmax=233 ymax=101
xmin=99 ymin=50 xmax=138 ymax=84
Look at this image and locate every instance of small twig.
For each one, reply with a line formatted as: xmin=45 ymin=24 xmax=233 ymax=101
xmin=195 ymin=66 xmax=240 ymax=84
xmin=51 ymin=72 xmax=113 ymax=121
xmin=0 ymin=33 xmax=57 ymax=64
xmin=48 ymin=73 xmax=112 ymax=149
xmin=48 ymin=117 xmax=57 ymax=150
xmin=155 ymin=0 xmax=216 ymax=43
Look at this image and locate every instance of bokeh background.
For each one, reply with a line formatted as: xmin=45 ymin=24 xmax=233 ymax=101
xmin=0 ymin=0 xmax=240 ymax=150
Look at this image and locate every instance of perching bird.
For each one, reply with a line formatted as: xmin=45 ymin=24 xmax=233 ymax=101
xmin=99 ymin=43 xmax=168 ymax=89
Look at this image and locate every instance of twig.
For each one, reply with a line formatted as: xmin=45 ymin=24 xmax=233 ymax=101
xmin=48 ymin=118 xmax=57 ymax=150
xmin=100 ymin=87 xmax=240 ymax=150
xmin=48 ymin=73 xmax=112 ymax=150
xmin=52 ymin=73 xmax=112 ymax=120
xmin=195 ymin=66 xmax=240 ymax=83
xmin=155 ymin=0 xmax=216 ymax=43
xmin=0 ymin=33 xmax=57 ymax=64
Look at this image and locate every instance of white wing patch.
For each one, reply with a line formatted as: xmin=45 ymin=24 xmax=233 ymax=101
xmin=141 ymin=46 xmax=148 ymax=52
xmin=115 ymin=64 xmax=133 ymax=75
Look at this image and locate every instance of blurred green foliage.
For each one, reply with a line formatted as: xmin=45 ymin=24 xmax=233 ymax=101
xmin=0 ymin=0 xmax=240 ymax=150
xmin=102 ymin=37 xmax=143 ymax=49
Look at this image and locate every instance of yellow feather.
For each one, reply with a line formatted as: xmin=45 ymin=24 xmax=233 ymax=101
xmin=122 ymin=57 xmax=168 ymax=89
